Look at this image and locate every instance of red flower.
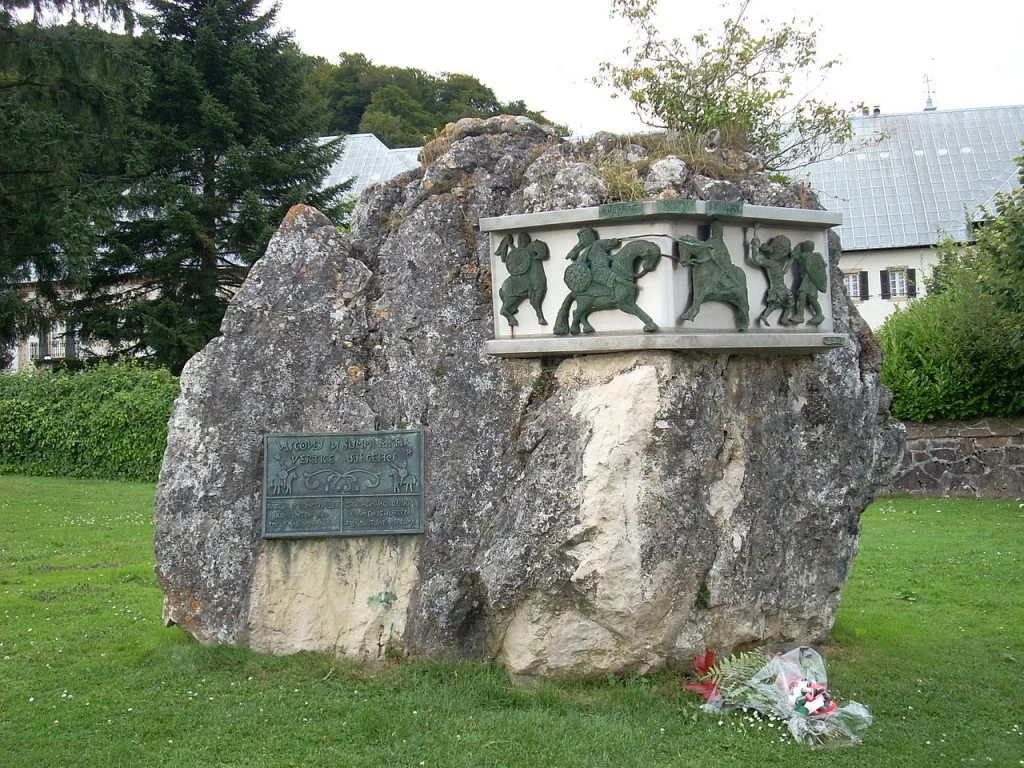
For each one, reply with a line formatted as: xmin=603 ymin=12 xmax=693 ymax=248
xmin=692 ymin=648 xmax=716 ymax=676
xmin=682 ymin=649 xmax=719 ymax=701
xmin=682 ymin=679 xmax=720 ymax=701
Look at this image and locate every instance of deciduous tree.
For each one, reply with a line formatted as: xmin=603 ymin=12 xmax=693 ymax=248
xmin=969 ymin=150 xmax=1024 ymax=345
xmin=313 ymin=51 xmax=373 ymax=135
xmin=598 ymin=0 xmax=855 ymax=170
xmin=358 ymin=83 xmax=435 ymax=148
xmin=313 ymin=53 xmax=564 ymax=147
xmin=881 ymin=148 xmax=1024 ymax=420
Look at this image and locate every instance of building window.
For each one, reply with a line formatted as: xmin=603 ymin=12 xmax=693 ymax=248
xmin=889 ymin=269 xmax=907 ymax=297
xmin=31 ymin=326 xmax=50 ymax=359
xmin=29 ymin=323 xmax=78 ymax=361
xmin=841 ymin=271 xmax=870 ymax=301
xmin=843 ymin=273 xmax=860 ymax=299
xmin=880 ymin=268 xmax=917 ymax=300
xmin=50 ymin=333 xmax=66 ymax=359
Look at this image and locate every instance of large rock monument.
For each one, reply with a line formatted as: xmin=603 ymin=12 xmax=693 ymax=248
xmin=155 ymin=117 xmax=905 ymax=679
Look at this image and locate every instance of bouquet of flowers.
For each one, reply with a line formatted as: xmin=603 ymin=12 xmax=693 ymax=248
xmin=683 ymin=646 xmax=872 ymax=748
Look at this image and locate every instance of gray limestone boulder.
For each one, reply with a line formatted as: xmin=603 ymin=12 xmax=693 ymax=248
xmin=644 ymin=155 xmax=689 ymax=197
xmin=155 ymin=117 xmax=904 ymax=679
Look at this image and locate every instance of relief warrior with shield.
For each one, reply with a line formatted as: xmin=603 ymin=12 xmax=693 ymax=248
xmin=496 ymin=232 xmax=550 ymax=327
xmin=553 ymin=227 xmax=663 ymax=336
xmin=786 ymin=240 xmax=828 ymax=326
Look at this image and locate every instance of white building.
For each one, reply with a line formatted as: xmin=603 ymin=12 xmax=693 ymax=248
xmin=801 ymin=104 xmax=1024 ymax=328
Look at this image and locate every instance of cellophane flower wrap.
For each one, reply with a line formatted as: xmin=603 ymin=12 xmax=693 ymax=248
xmin=685 ymin=646 xmax=872 ymax=748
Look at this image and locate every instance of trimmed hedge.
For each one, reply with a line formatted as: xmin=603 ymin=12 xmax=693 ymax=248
xmin=879 ymin=289 xmax=1024 ymax=422
xmin=0 ymin=363 xmax=179 ymax=482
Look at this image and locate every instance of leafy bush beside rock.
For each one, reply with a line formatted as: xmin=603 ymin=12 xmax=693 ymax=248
xmin=0 ymin=364 xmax=178 ymax=482
xmin=880 ymin=146 xmax=1024 ymax=423
xmin=879 ymin=287 xmax=1024 ymax=422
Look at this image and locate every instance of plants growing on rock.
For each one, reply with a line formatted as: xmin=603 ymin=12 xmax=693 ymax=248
xmin=598 ymin=0 xmax=855 ymax=171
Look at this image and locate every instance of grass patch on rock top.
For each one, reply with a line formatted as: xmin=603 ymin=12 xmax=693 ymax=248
xmin=1 ymin=477 xmax=1021 ymax=767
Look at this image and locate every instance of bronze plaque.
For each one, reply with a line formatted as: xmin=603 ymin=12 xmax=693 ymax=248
xmin=262 ymin=430 xmax=424 ymax=538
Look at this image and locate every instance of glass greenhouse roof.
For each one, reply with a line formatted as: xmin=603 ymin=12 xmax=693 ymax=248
xmin=321 ymin=134 xmax=421 ymax=196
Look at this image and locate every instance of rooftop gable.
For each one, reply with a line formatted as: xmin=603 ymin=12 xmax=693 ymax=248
xmin=800 ymin=105 xmax=1024 ymax=250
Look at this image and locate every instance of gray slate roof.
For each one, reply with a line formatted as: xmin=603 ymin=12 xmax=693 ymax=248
xmin=800 ymin=105 xmax=1024 ymax=251
xmin=321 ymin=134 xmax=420 ymax=196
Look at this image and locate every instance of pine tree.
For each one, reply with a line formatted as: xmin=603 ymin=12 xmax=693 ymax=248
xmin=0 ymin=0 xmax=133 ymax=28
xmin=0 ymin=1 xmax=139 ymax=368
xmin=70 ymin=0 xmax=347 ymax=373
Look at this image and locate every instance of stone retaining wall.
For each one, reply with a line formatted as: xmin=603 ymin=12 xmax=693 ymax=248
xmin=886 ymin=419 xmax=1024 ymax=498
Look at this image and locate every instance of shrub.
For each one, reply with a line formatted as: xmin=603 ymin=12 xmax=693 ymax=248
xmin=0 ymin=363 xmax=179 ymax=482
xmin=879 ymin=285 xmax=1024 ymax=421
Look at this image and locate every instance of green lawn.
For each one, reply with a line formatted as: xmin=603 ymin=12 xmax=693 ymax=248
xmin=1 ymin=476 xmax=1021 ymax=767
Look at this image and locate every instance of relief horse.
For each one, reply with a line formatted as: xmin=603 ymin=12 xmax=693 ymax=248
xmin=553 ymin=239 xmax=663 ymax=335
xmin=676 ymin=226 xmax=750 ymax=330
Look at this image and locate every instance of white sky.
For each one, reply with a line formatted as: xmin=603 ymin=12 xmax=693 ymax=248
xmin=275 ymin=0 xmax=1024 ymax=137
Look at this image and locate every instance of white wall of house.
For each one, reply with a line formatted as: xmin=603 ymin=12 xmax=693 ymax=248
xmin=7 ymin=278 xmax=152 ymax=372
xmin=12 ymin=321 xmax=130 ymax=371
xmin=837 ymin=245 xmax=937 ymax=329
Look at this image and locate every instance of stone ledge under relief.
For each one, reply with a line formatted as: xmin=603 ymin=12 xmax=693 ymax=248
xmin=485 ymin=331 xmax=849 ymax=358
xmin=479 ymin=200 xmax=842 ymax=233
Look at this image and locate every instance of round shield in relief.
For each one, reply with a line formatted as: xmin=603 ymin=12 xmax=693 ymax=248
xmin=563 ymin=261 xmax=592 ymax=292
xmin=505 ymin=247 xmax=532 ymax=276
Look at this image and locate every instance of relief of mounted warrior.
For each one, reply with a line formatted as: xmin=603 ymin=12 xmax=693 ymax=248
xmin=553 ymin=227 xmax=664 ymax=336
